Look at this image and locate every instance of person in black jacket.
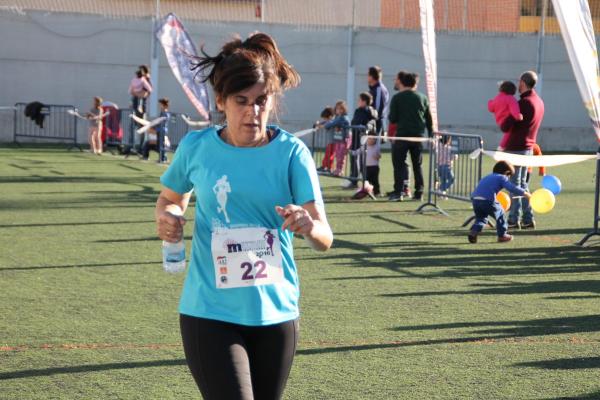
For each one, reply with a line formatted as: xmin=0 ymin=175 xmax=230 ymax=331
xmin=367 ymin=66 xmax=389 ymax=135
xmin=346 ymin=92 xmax=378 ymax=189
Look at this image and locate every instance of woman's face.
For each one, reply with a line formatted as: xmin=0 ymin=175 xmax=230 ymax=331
xmin=217 ymin=82 xmax=274 ymax=146
xmin=335 ymin=105 xmax=344 ymax=115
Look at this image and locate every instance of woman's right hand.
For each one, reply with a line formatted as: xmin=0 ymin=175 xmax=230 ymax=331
xmin=157 ymin=211 xmax=186 ymax=242
xmin=155 ymin=188 xmax=191 ymax=243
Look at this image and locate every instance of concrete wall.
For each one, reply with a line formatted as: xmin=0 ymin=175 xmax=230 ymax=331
xmin=0 ymin=10 xmax=597 ymax=151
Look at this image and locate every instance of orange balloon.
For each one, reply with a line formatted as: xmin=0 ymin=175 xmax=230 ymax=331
xmin=496 ymin=191 xmax=511 ymax=212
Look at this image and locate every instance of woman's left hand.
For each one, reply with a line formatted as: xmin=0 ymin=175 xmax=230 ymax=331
xmin=275 ymin=205 xmax=315 ymax=236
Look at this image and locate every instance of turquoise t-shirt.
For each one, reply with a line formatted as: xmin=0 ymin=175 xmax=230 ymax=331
xmin=160 ymin=126 xmax=323 ymax=326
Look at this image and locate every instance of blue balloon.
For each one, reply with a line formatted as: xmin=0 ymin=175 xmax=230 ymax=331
xmin=541 ymin=175 xmax=562 ymax=195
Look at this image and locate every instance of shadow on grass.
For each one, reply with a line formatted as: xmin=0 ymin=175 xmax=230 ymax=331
xmin=295 ymin=336 xmax=511 ymax=356
xmin=0 ymin=359 xmax=187 ymax=380
xmin=309 ymin=242 xmax=598 ymax=279
xmin=381 ymin=280 xmax=600 ymax=297
xmin=0 ymin=175 xmax=157 ymax=185
xmin=441 ymin=227 xmax=590 ymax=237
xmin=515 ymin=356 xmax=600 ymax=370
xmin=539 ymin=390 xmax=600 ymax=400
xmin=391 ymin=314 xmax=600 ymax=337
xmin=370 ymin=215 xmax=418 ymax=230
xmin=0 ymin=220 xmax=157 ymax=229
xmin=0 ymin=183 xmax=185 ymax=211
xmin=0 ymin=261 xmax=161 ymax=272
xmin=332 ymin=238 xmax=376 ymax=253
xmin=95 ymin=235 xmax=193 ymax=243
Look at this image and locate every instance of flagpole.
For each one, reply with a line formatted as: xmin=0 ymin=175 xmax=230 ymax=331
xmin=345 ymin=0 xmax=356 ymax=113
xmin=535 ymin=0 xmax=548 ymax=96
xmin=149 ymin=0 xmax=160 ymax=118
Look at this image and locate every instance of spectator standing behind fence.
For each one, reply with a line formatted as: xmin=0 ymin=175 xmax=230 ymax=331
xmin=468 ymin=161 xmax=531 ymax=244
xmin=86 ymin=96 xmax=103 ymax=155
xmin=138 ymin=65 xmax=153 ymax=116
xmin=129 ymin=69 xmax=152 ymax=117
xmin=500 ymin=71 xmax=545 ymax=230
xmin=387 ymin=71 xmax=433 ymax=202
xmin=367 ymin=66 xmax=389 ymax=135
xmin=318 ymin=100 xmax=350 ymax=176
xmin=488 ymin=80 xmax=523 ymax=151
xmin=365 ymin=135 xmax=381 ymax=196
xmin=155 ymin=32 xmax=333 ymax=400
xmin=436 ymin=135 xmax=457 ymax=196
xmin=347 ymin=92 xmax=378 ymax=189
xmin=315 ymin=106 xmax=335 ymax=173
xmin=142 ymin=98 xmax=171 ymax=162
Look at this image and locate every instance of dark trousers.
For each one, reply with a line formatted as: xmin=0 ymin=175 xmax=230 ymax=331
xmin=349 ymin=152 xmax=359 ymax=181
xmin=349 ymin=129 xmax=361 ymax=181
xmin=180 ymin=314 xmax=298 ymax=400
xmin=471 ymin=199 xmax=508 ymax=237
xmin=392 ymin=141 xmax=424 ymax=195
xmin=131 ymin=96 xmax=146 ymax=150
xmin=366 ymin=165 xmax=380 ymax=195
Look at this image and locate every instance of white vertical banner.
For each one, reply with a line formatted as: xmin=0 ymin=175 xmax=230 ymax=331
xmin=419 ymin=0 xmax=439 ymax=132
xmin=156 ymin=13 xmax=210 ymax=120
xmin=552 ymin=0 xmax=600 ymax=142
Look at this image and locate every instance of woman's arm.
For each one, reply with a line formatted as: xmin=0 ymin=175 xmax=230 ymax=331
xmin=155 ymin=187 xmax=192 ymax=242
xmin=142 ymin=77 xmax=153 ymax=94
xmin=324 ymin=115 xmax=349 ymax=130
xmin=276 ymin=202 xmax=333 ymax=251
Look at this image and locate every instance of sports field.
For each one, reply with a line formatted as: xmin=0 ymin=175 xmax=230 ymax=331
xmin=1 ymin=145 xmax=599 ymax=399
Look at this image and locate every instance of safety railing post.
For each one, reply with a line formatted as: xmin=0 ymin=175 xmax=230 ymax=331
xmin=577 ymin=146 xmax=600 ymax=245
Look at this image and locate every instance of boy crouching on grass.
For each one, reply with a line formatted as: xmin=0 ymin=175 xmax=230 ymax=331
xmin=469 ymin=160 xmax=531 ymax=244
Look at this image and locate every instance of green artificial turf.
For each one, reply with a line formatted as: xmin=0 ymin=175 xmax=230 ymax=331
xmin=1 ymin=145 xmax=599 ymax=399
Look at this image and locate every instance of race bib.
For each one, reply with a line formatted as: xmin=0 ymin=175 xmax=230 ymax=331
xmin=211 ymin=227 xmax=284 ymax=289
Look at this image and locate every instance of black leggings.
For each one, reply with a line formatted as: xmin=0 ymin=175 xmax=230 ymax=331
xmin=180 ymin=314 xmax=299 ymax=400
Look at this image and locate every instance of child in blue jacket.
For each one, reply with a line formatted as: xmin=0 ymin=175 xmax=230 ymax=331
xmin=469 ymin=160 xmax=531 ymax=243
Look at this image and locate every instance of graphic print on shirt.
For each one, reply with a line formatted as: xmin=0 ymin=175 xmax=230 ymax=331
xmin=213 ymin=175 xmax=231 ymax=223
xmin=211 ymin=227 xmax=284 ymax=289
xmin=264 ymin=230 xmax=275 ymax=256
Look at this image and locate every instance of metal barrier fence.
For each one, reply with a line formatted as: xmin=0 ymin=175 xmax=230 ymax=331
xmin=119 ymin=109 xmax=192 ymax=150
xmin=310 ymin=125 xmax=368 ymax=184
xmin=417 ymin=131 xmax=484 ymax=221
xmin=12 ymin=103 xmax=194 ymax=153
xmin=13 ymin=102 xmax=79 ymax=148
xmin=168 ymin=113 xmax=193 ymax=147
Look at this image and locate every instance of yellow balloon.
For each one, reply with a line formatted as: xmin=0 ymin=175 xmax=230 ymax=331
xmin=496 ymin=191 xmax=511 ymax=212
xmin=530 ymin=188 xmax=555 ymax=214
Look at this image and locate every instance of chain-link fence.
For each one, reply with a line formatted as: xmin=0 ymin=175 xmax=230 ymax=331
xmin=2 ymin=0 xmax=599 ymax=151
xmin=3 ymin=0 xmax=600 ymax=34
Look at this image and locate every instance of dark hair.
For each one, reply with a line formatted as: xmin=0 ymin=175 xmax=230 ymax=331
xmin=368 ymin=66 xmax=382 ymax=81
xmin=499 ymin=81 xmax=517 ymax=95
xmin=520 ymin=70 xmax=537 ymax=89
xmin=493 ymin=160 xmax=515 ymax=176
xmin=191 ymin=33 xmax=300 ymax=103
xmin=159 ymin=97 xmax=169 ymax=107
xmin=359 ymin=92 xmax=373 ymax=106
xmin=139 ymin=65 xmax=149 ymax=75
xmin=135 ymin=70 xmax=143 ymax=78
xmin=320 ymin=106 xmax=334 ymax=119
xmin=399 ymin=72 xmax=418 ymax=88
xmin=334 ymin=100 xmax=348 ymax=115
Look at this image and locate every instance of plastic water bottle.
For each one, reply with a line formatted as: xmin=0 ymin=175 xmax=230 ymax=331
xmin=162 ymin=239 xmax=186 ymax=273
